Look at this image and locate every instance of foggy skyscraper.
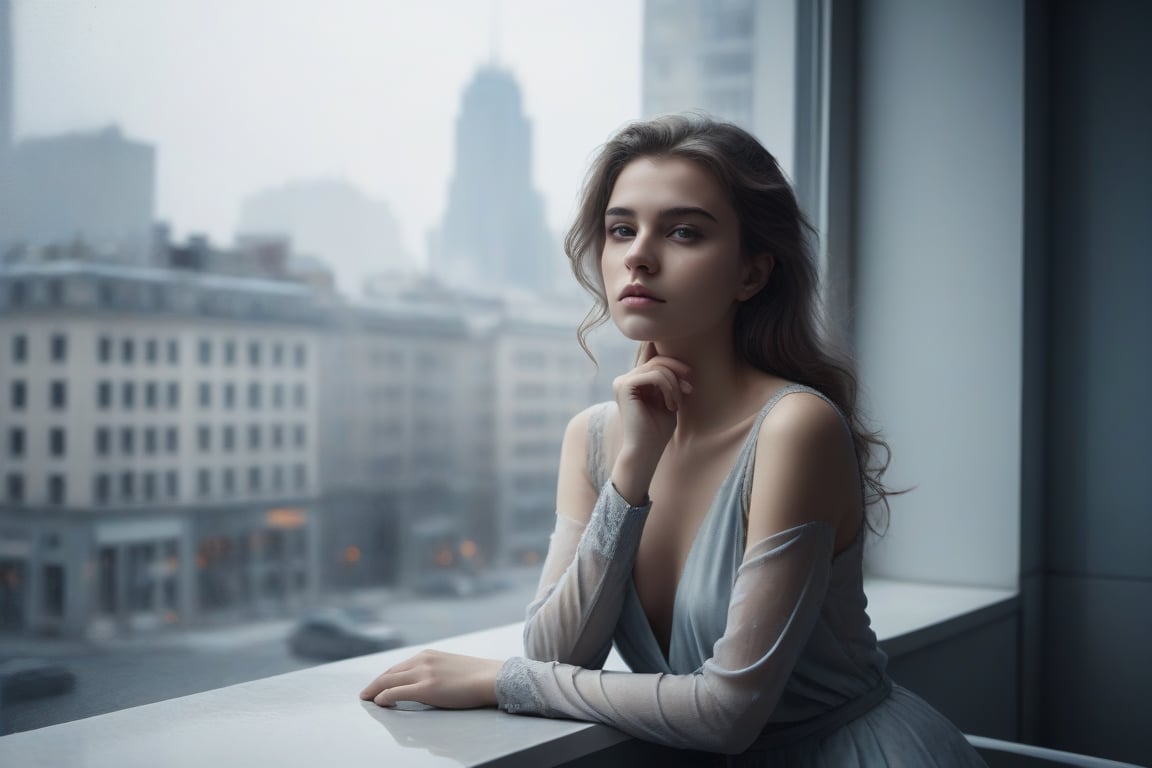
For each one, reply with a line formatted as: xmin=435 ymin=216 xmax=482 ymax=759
xmin=430 ymin=65 xmax=555 ymax=294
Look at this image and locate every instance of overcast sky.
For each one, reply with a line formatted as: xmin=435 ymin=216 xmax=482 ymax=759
xmin=10 ymin=0 xmax=643 ymax=267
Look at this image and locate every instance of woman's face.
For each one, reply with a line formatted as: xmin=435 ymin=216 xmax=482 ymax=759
xmin=601 ymin=156 xmax=763 ymax=346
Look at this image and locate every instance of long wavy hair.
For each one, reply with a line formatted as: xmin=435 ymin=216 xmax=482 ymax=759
xmin=565 ymin=113 xmax=894 ymax=532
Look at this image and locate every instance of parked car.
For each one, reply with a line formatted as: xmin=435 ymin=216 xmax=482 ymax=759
xmin=287 ymin=609 xmax=405 ymax=661
xmin=0 ymin=657 xmax=76 ymax=704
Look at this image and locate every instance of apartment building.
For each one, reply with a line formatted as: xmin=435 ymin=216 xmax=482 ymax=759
xmin=0 ymin=261 xmax=326 ymax=636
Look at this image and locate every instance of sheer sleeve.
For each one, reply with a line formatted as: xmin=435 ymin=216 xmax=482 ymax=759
xmin=521 ymin=481 xmax=651 ymax=669
xmin=498 ymin=521 xmax=835 ymax=755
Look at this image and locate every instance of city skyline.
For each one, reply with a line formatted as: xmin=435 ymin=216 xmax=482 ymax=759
xmin=6 ymin=0 xmax=643 ymax=271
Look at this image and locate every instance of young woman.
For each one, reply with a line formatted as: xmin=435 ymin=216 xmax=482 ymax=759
xmin=361 ymin=115 xmax=986 ymax=765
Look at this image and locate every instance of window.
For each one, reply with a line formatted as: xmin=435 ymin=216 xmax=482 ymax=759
xmin=42 ymin=565 xmax=65 ymax=617
xmin=248 ymin=382 xmax=261 ymax=409
xmin=51 ymin=380 xmax=67 ymax=409
xmin=167 ymin=382 xmax=179 ymax=408
xmin=166 ymin=427 xmax=179 ymax=453
xmin=48 ymin=475 xmax=66 ymax=505
xmin=198 ymin=338 xmax=212 ymax=365
xmin=293 ymin=425 xmax=306 ymax=448
xmin=95 ymin=427 xmax=110 ymax=455
xmin=145 ymin=381 xmax=158 ymax=409
xmin=293 ymin=383 xmax=305 ymax=408
xmin=122 ymin=337 xmax=135 ymax=364
xmin=272 ymin=424 xmax=284 ymax=449
xmin=224 ymin=383 xmax=236 ymax=409
xmin=248 ymin=466 xmax=261 ymax=493
xmin=121 ymin=381 xmax=135 ymax=409
xmin=167 ymin=339 xmax=179 ymax=364
xmin=294 ymin=343 xmax=306 ymax=368
xmin=294 ymin=464 xmax=306 ymax=490
xmin=121 ymin=428 xmax=134 ymax=455
xmin=120 ymin=472 xmax=134 ymax=501
xmin=51 ymin=333 xmax=67 ymax=362
xmin=165 ymin=470 xmax=179 ymax=499
xmin=223 ymin=426 xmax=235 ymax=451
xmin=248 ymin=341 xmax=261 ymax=367
xmin=94 ymin=474 xmax=111 ymax=505
xmin=50 ymin=428 xmax=66 ymax=457
xmin=9 ymin=427 xmax=25 ymax=457
xmin=143 ymin=472 xmax=157 ymax=501
xmin=198 ymin=382 xmax=212 ymax=408
xmin=224 ymin=340 xmax=237 ymax=365
xmin=198 ymin=468 xmax=211 ymax=497
xmin=198 ymin=425 xmax=211 ymax=452
xmin=7 ymin=473 xmax=24 ymax=503
xmin=97 ymin=381 xmax=112 ymax=409
xmin=144 ymin=427 xmax=157 ymax=454
xmin=222 ymin=468 xmax=235 ymax=495
xmin=248 ymin=424 xmax=261 ymax=450
xmin=272 ymin=383 xmax=284 ymax=408
xmin=13 ymin=333 xmax=28 ymax=363
xmin=145 ymin=338 xmax=158 ymax=364
xmin=11 ymin=380 xmax=27 ymax=410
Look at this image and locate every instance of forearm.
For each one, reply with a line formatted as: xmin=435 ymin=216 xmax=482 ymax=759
xmin=522 ymin=482 xmax=650 ymax=666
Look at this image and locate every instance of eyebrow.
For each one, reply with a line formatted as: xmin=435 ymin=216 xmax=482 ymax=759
xmin=604 ymin=206 xmax=719 ymax=223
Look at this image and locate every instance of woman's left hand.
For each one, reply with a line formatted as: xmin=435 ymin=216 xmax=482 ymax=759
xmin=359 ymin=649 xmax=504 ymax=709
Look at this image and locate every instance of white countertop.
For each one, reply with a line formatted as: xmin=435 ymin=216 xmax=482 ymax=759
xmin=0 ymin=579 xmax=1017 ymax=768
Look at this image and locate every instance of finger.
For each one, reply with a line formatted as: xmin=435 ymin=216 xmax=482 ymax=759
xmin=360 ymin=667 xmax=420 ymax=700
xmin=651 ymin=366 xmax=682 ymax=411
xmin=625 ymin=368 xmax=681 ymax=411
xmin=637 ymin=341 xmax=656 ymax=365
xmin=373 ymin=682 xmax=428 ymax=708
xmin=642 ymin=355 xmax=693 ymax=384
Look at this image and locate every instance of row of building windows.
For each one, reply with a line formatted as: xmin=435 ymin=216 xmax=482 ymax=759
xmin=2 ymin=465 xmax=309 ymax=506
xmin=7 ymin=333 xmax=308 ymax=368
xmin=6 ymin=424 xmax=309 ymax=458
xmin=6 ymin=380 xmax=308 ymax=411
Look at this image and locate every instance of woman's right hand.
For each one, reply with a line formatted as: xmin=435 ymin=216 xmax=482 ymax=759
xmin=610 ymin=342 xmax=692 ymax=505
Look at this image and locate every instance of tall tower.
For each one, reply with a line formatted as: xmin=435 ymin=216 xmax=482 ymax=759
xmin=431 ymin=65 xmax=553 ymax=294
xmin=0 ymin=0 xmax=13 ymax=155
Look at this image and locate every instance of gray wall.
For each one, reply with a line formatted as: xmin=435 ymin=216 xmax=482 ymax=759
xmin=852 ymin=0 xmax=1024 ymax=588
xmin=1030 ymin=0 xmax=1152 ymax=762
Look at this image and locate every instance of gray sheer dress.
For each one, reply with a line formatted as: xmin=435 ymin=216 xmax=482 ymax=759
xmin=495 ymin=384 xmax=986 ymax=765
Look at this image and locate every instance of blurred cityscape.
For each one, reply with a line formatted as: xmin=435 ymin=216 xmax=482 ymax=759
xmin=0 ymin=0 xmax=790 ymax=734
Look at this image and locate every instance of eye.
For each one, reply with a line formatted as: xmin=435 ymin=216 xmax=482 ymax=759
xmin=669 ymin=226 xmax=698 ymax=241
xmin=607 ymin=223 xmax=635 ymax=238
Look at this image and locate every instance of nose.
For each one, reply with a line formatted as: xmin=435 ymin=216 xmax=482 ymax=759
xmin=623 ymin=232 xmax=659 ymax=275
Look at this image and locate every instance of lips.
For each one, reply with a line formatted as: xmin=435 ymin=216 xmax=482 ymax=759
xmin=618 ymin=284 xmax=664 ymax=302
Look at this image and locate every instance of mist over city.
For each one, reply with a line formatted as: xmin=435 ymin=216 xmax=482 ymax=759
xmin=1 ymin=0 xmax=793 ymax=749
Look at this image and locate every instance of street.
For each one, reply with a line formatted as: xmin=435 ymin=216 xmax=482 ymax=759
xmin=0 ymin=570 xmax=541 ymax=736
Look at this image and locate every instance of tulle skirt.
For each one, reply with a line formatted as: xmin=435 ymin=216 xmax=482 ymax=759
xmin=726 ymin=684 xmax=987 ymax=767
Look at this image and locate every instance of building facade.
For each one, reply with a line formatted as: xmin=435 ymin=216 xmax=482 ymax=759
xmin=0 ymin=261 xmax=326 ymax=636
xmin=642 ymin=0 xmax=798 ymax=176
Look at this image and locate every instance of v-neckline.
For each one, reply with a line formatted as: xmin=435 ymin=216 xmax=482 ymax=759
xmin=629 ymin=386 xmax=797 ymax=669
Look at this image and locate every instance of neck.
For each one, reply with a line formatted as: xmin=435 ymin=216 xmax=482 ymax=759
xmin=651 ymin=335 xmax=760 ymax=440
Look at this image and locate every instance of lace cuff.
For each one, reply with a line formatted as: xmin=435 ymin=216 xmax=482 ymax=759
xmin=495 ymin=657 xmax=549 ymax=715
xmin=585 ymin=481 xmax=650 ymax=558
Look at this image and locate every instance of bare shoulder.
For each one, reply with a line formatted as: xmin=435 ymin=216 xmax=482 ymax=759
xmin=747 ymin=389 xmax=859 ymax=540
xmin=757 ymin=390 xmax=850 ymax=450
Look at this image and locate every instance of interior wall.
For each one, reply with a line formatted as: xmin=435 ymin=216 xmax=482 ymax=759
xmin=851 ymin=0 xmax=1024 ymax=588
xmin=1036 ymin=0 xmax=1152 ymax=762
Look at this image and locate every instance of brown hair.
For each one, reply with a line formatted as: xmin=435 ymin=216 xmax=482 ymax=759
xmin=565 ymin=113 xmax=895 ymax=531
